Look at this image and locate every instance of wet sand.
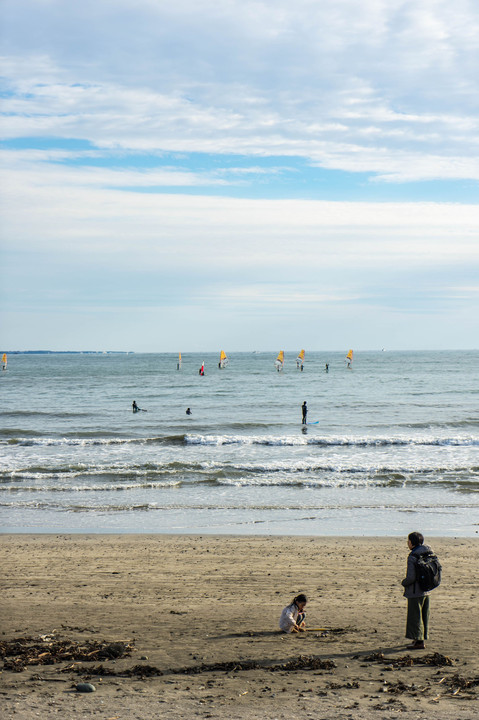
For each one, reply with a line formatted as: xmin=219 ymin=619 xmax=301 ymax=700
xmin=1 ymin=534 xmax=478 ymax=719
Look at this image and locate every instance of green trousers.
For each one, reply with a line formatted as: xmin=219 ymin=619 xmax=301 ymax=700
xmin=406 ymin=595 xmax=430 ymax=641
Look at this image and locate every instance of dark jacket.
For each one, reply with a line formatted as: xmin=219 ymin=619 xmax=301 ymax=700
xmin=401 ymin=544 xmax=432 ymax=598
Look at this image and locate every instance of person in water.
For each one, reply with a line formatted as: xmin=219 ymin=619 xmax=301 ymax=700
xmin=186 ymin=408 xmax=192 ymax=415
xmin=302 ymin=401 xmax=307 ymax=424
xmin=325 ymin=363 xmax=329 ymax=372
xmin=279 ymin=594 xmax=307 ymax=633
xmin=132 ymin=401 xmax=146 ymax=413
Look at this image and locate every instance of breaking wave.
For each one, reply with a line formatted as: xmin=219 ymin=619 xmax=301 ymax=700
xmin=2 ymin=433 xmax=479 ymax=448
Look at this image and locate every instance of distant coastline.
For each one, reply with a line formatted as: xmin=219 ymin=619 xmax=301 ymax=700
xmin=4 ymin=349 xmax=477 ymax=355
xmin=3 ymin=350 xmax=132 ymax=355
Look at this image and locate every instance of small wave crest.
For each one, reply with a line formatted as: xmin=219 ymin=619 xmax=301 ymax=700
xmin=3 ymin=480 xmax=182 ymax=493
xmin=185 ymin=433 xmax=479 ymax=448
xmin=1 ymin=459 xmax=478 ymax=494
xmin=2 ymin=434 xmax=186 ymax=447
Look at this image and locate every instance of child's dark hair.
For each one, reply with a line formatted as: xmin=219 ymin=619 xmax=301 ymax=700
xmin=293 ymin=593 xmax=307 ymax=605
xmin=408 ymin=531 xmax=424 ymax=547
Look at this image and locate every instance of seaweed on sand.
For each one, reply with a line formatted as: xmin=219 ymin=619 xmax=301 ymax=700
xmin=1 ymin=636 xmax=133 ymax=672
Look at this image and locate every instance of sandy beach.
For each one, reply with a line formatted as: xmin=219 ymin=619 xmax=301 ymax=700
xmin=1 ymin=534 xmax=478 ymax=719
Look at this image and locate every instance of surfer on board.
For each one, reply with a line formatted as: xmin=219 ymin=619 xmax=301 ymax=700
xmin=132 ymin=401 xmax=146 ymax=413
xmin=302 ymin=401 xmax=307 ymax=425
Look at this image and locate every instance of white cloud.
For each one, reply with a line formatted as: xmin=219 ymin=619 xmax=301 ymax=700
xmin=0 ymin=150 xmax=233 ymax=189
xmin=1 ymin=151 xmax=478 ymax=273
xmin=216 ymin=284 xmax=362 ymax=306
xmin=2 ymin=74 xmax=479 ymax=181
xmin=1 ymin=1 xmax=479 ymax=181
xmin=1 ymin=1 xmax=479 ymax=350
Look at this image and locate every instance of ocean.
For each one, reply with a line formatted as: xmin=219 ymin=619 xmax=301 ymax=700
xmin=1 ymin=351 xmax=478 ymax=536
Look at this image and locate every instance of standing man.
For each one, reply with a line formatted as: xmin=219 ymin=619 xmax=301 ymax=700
xmin=401 ymin=531 xmax=431 ymax=650
xmin=301 ymin=401 xmax=307 ymax=425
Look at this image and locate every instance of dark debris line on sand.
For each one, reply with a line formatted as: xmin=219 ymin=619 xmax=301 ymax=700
xmin=1 ymin=635 xmax=337 ymax=678
xmin=358 ymin=651 xmax=454 ymax=668
xmin=2 ymin=635 xmax=478 ymax=701
xmin=65 ymin=655 xmax=337 ymax=678
xmin=441 ymin=673 xmax=479 ymax=696
xmin=0 ymin=637 xmax=133 ymax=672
xmin=356 ymin=652 xmax=479 ymax=700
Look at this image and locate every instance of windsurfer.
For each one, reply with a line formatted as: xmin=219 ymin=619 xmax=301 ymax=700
xmin=296 ymin=350 xmax=305 ymax=369
xmin=302 ymin=401 xmax=307 ymax=425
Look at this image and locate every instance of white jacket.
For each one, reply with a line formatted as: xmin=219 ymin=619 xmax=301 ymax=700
xmin=279 ymin=602 xmax=301 ymax=632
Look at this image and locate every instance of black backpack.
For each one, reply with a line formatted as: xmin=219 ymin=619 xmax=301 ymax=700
xmin=415 ymin=551 xmax=442 ymax=591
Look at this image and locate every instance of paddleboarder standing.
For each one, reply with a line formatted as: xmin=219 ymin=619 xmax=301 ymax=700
xmin=302 ymin=401 xmax=307 ymax=425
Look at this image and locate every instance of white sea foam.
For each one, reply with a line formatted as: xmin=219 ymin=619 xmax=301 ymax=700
xmin=184 ymin=433 xmax=479 ymax=447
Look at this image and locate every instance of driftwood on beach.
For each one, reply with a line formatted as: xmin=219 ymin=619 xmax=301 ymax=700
xmin=0 ymin=637 xmax=134 ymax=672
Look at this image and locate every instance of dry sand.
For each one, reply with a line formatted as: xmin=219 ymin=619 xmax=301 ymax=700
xmin=1 ymin=534 xmax=478 ymax=719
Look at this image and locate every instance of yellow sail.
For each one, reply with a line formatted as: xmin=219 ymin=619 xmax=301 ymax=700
xmin=297 ymin=349 xmax=305 ymax=361
xmin=219 ymin=350 xmax=228 ymax=368
xmin=2 ymin=353 xmax=6 ymax=368
xmin=179 ymin=352 xmax=182 ymax=362
xmin=275 ymin=350 xmax=284 ymax=371
xmin=346 ymin=349 xmax=353 ymax=362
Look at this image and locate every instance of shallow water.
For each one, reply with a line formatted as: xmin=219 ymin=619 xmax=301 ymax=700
xmin=1 ymin=350 xmax=478 ymax=535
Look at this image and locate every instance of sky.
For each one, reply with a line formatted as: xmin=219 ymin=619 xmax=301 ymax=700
xmin=1 ymin=0 xmax=478 ymax=352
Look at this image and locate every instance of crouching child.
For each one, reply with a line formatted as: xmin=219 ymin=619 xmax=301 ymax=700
xmin=279 ymin=593 xmax=307 ymax=633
